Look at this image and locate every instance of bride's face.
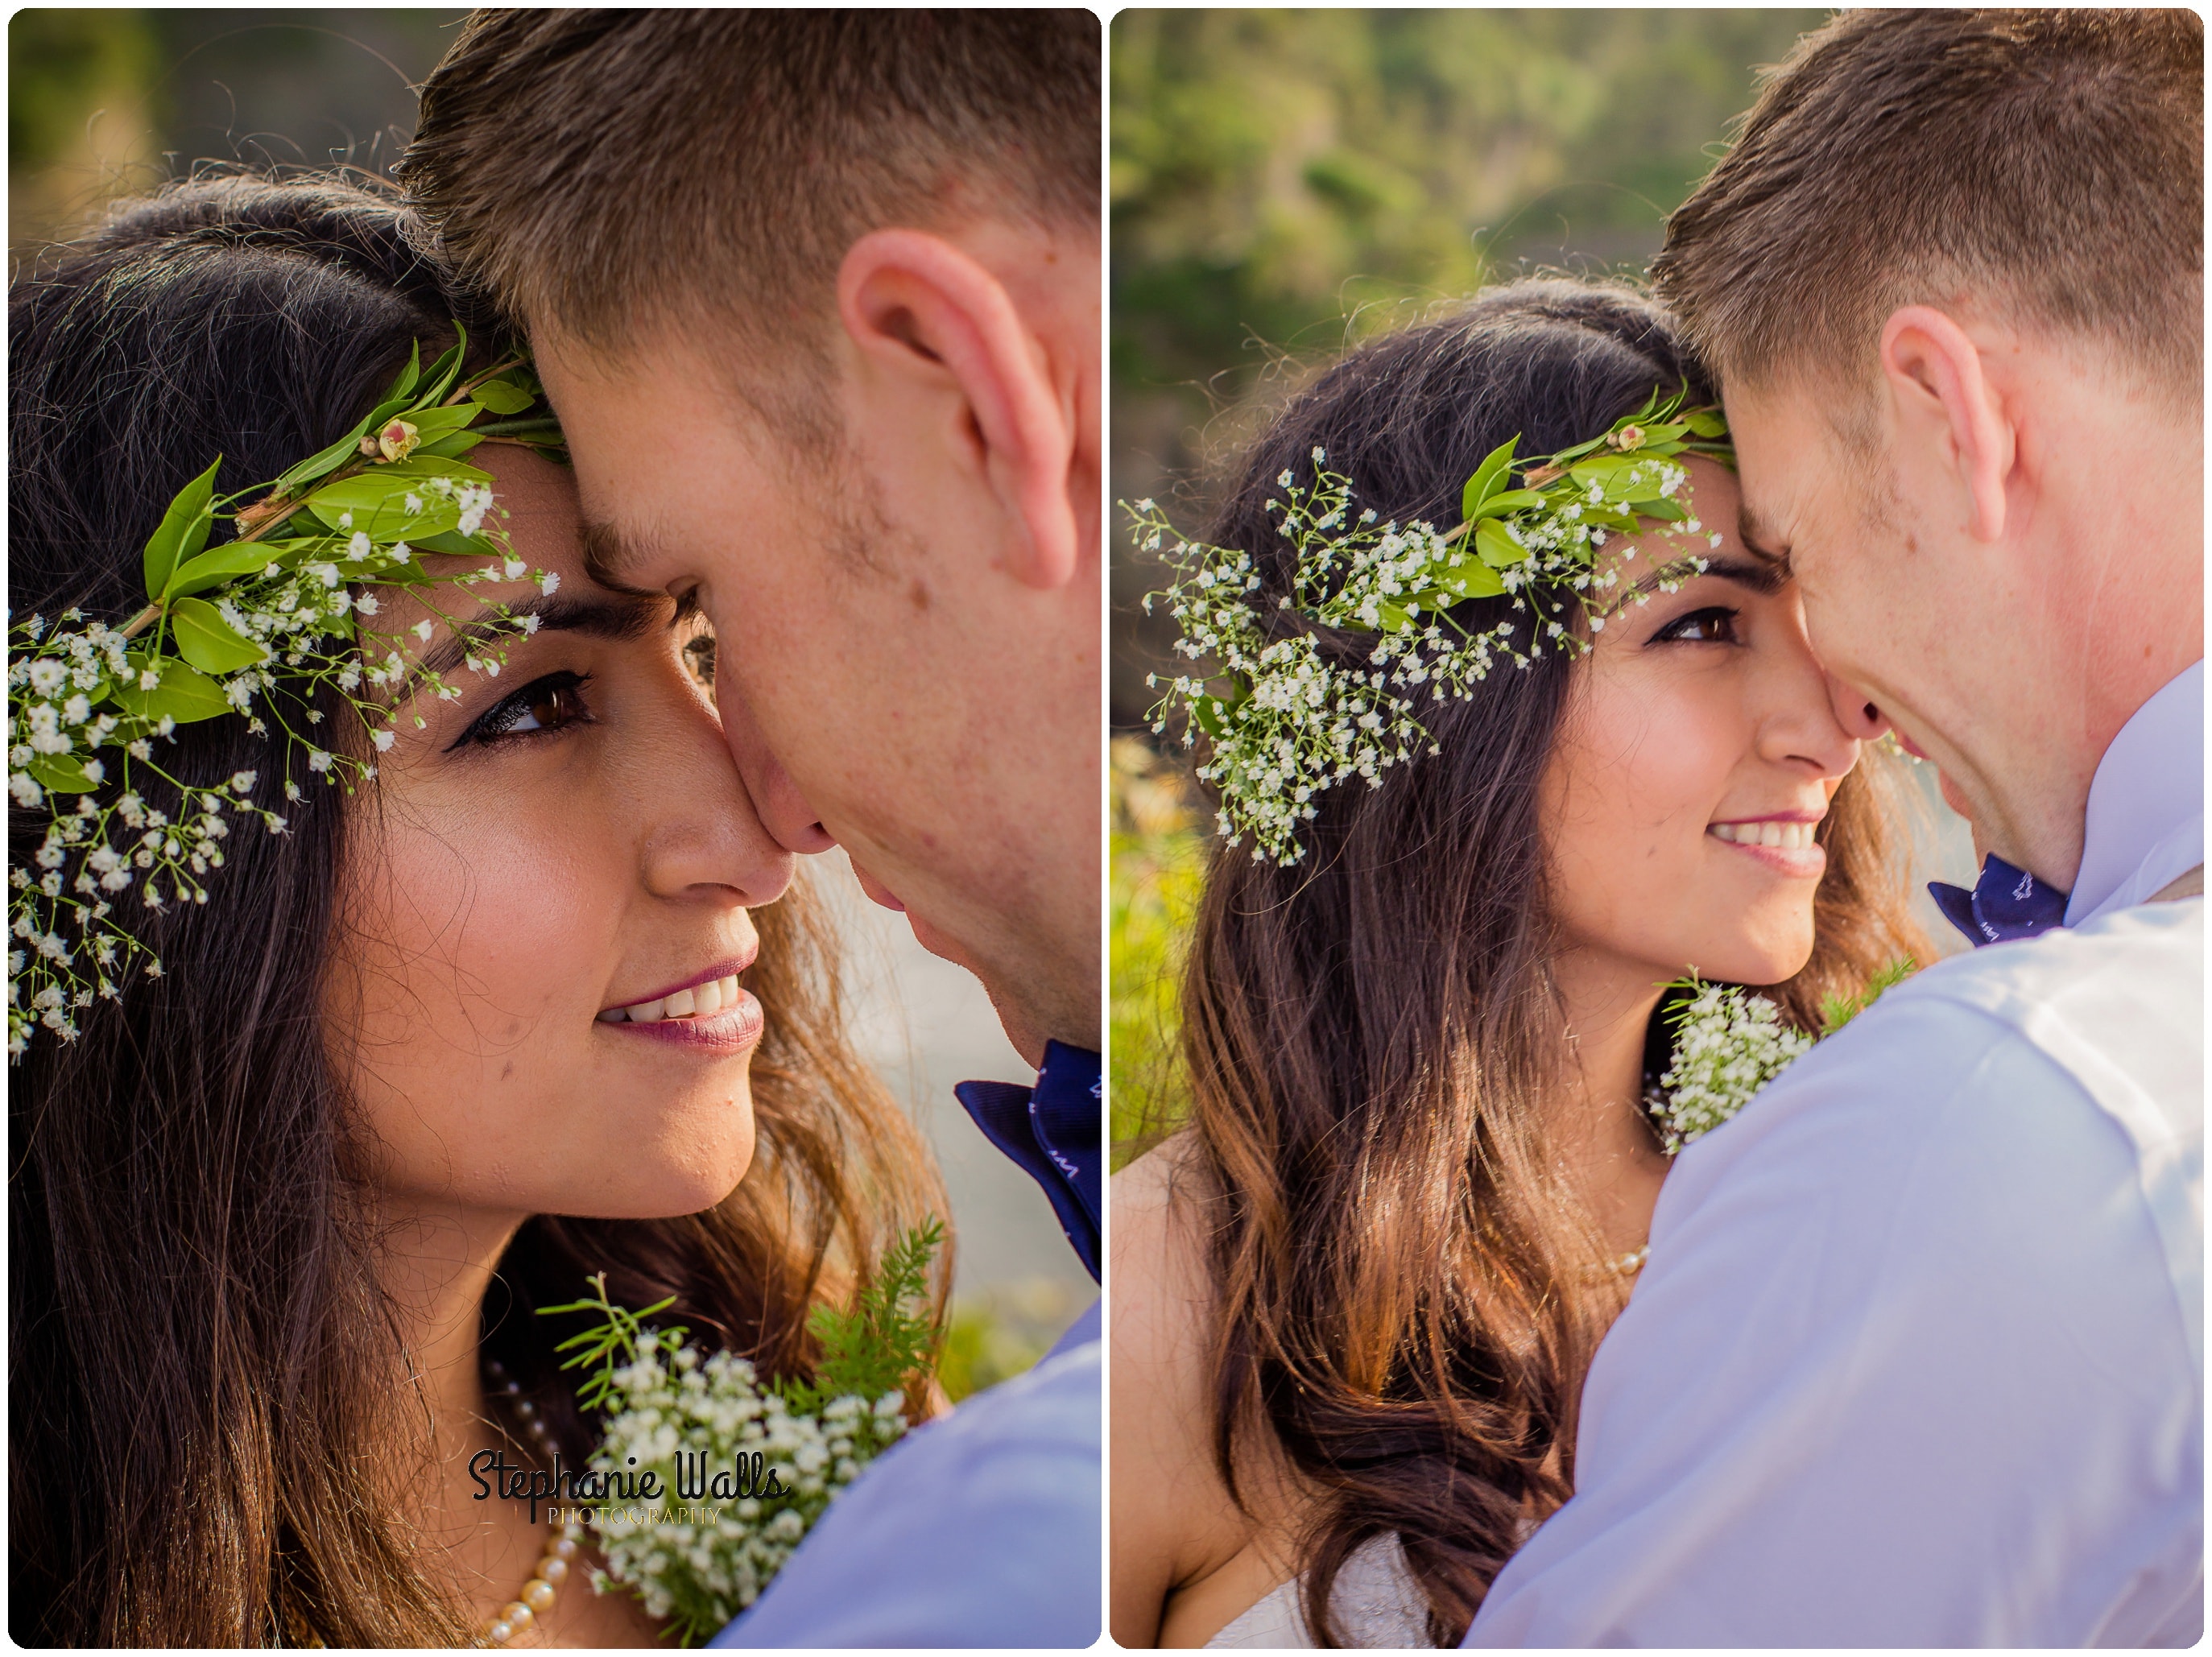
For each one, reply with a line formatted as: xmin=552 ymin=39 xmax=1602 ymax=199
xmin=329 ymin=448 xmax=793 ymax=1220
xmin=1541 ymin=457 xmax=1863 ymax=992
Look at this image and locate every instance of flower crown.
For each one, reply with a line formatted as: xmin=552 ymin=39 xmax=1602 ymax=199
xmin=1129 ymin=389 xmax=1732 ymax=866
xmin=8 ymin=326 xmax=566 ymax=1058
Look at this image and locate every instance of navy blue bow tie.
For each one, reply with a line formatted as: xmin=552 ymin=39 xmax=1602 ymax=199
xmin=1929 ymin=855 xmax=2069 ymax=947
xmin=954 ymin=1041 xmax=1102 ymax=1283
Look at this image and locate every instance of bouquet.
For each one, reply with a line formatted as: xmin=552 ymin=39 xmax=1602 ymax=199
xmin=543 ymin=1218 xmax=944 ymax=1645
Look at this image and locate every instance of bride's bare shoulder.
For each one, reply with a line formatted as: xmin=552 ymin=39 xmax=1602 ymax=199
xmin=1110 ymin=1131 xmax=1243 ymax=1643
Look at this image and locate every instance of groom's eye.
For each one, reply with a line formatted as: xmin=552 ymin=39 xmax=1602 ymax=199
xmin=1652 ymin=606 xmax=1742 ymax=645
xmin=683 ymin=630 xmax=717 ymax=689
xmin=455 ymin=671 xmax=596 ymax=748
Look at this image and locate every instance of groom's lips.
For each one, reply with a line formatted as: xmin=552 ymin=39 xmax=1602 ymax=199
xmin=851 ymin=863 xmax=907 ymax=913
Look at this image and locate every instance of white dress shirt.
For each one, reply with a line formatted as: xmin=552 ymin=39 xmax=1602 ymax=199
xmin=1468 ymin=661 xmax=2205 ymax=1648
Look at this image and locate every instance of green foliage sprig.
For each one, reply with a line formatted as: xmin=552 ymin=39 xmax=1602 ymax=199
xmin=7 ymin=326 xmax=564 ymax=1058
xmin=1129 ymin=389 xmax=1730 ymax=864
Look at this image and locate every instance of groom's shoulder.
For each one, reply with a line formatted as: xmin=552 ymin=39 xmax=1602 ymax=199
xmin=1660 ymin=900 xmax=2202 ymax=1340
xmin=1756 ymin=896 xmax=2201 ymax=1146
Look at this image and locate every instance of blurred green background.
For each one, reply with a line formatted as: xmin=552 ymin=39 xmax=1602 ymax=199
xmin=9 ymin=10 xmax=465 ymax=253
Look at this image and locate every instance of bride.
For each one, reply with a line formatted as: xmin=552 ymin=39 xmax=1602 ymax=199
xmin=10 ymin=176 xmax=945 ymax=1646
xmin=1111 ymin=281 xmax=1929 ymax=1647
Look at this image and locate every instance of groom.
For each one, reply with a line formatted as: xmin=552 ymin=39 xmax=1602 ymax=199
xmin=403 ymin=10 xmax=1102 ymax=1646
xmin=1470 ymin=10 xmax=2202 ymax=1645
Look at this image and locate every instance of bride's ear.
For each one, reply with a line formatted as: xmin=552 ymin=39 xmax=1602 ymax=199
xmin=836 ymin=229 xmax=1079 ymax=591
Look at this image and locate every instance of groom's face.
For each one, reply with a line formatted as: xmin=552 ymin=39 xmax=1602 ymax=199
xmin=1725 ymin=378 xmax=2009 ymax=837
xmin=530 ymin=325 xmax=1097 ymax=1064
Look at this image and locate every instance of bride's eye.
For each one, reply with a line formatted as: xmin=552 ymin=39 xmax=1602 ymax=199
xmin=457 ymin=671 xmax=596 ymax=747
xmin=1652 ymin=605 xmax=1742 ymax=645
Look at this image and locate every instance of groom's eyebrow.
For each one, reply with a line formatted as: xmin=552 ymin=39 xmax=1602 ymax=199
xmin=1735 ymin=504 xmax=1792 ymax=572
xmin=580 ymin=518 xmax=670 ymax=598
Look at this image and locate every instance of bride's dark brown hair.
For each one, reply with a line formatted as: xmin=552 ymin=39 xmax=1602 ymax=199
xmin=1172 ymin=280 xmax=1927 ymax=1645
xmin=8 ymin=175 xmax=947 ymax=1646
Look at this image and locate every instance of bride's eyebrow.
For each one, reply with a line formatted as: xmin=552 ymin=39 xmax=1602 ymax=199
xmin=1621 ymin=552 xmax=1785 ymax=603
xmin=402 ymin=592 xmax=665 ymax=690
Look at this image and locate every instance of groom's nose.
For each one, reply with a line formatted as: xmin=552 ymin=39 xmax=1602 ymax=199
xmin=715 ymin=680 xmax=837 ymax=856
xmin=1828 ymin=673 xmax=1892 ymax=742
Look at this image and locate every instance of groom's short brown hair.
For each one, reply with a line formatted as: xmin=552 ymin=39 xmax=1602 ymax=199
xmin=1654 ymin=9 xmax=2202 ymax=398
xmin=401 ymin=9 xmax=1098 ymax=380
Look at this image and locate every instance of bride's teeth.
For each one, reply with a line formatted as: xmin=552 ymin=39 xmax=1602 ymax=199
xmin=597 ymin=1006 xmax=627 ymax=1023
xmin=721 ymin=973 xmax=742 ymax=1004
xmin=1712 ymin=823 xmax=1740 ymax=843
xmin=1757 ymin=821 xmax=1781 ymax=848
xmin=693 ymin=978 xmax=723 ymax=1016
xmin=663 ymin=987 xmax=697 ymax=1019
xmin=629 ymin=997 xmax=667 ymax=1024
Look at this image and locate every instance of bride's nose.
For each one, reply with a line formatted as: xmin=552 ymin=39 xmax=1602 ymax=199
xmin=635 ymin=706 xmax=795 ymax=909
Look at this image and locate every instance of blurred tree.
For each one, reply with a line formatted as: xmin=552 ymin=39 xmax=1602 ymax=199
xmin=1110 ymin=8 xmax=1826 ymax=727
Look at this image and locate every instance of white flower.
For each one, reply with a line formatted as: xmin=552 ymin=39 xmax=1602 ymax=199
xmin=27 ymin=661 xmax=66 ymax=695
xmin=372 ymin=728 xmax=395 ymax=753
xmin=412 ymin=619 xmax=435 ymax=643
xmin=540 ymin=571 xmax=561 ymax=597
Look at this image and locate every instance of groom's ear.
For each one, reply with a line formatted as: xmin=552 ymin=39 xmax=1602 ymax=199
xmin=836 ymin=229 xmax=1079 ymax=591
xmin=1878 ymin=305 xmax=2016 ymax=543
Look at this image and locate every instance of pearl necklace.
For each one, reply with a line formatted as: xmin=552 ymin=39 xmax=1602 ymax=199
xmin=1581 ymin=1243 xmax=1649 ymax=1284
xmin=478 ymin=1359 xmax=584 ymax=1648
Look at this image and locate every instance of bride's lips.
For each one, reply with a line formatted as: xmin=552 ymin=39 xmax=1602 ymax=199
xmin=595 ymin=952 xmax=764 ymax=1053
xmin=1707 ymin=811 xmax=1827 ymax=878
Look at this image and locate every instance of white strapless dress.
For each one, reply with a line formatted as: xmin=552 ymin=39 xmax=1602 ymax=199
xmin=1205 ymin=1534 xmax=1433 ymax=1648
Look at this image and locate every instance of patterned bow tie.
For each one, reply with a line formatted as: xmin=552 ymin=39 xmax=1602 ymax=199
xmin=1928 ymin=855 xmax=2070 ymax=947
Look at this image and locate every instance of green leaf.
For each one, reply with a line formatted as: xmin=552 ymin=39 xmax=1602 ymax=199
xmin=1430 ymin=558 xmax=1507 ymax=599
xmin=271 ymin=432 xmax=369 ymax=498
xmin=110 ymin=655 xmax=232 ymax=725
xmin=1631 ymin=498 xmax=1689 ymax=523
xmin=304 ymin=467 xmax=469 ymax=540
xmin=418 ymin=326 xmax=466 ymax=407
xmin=411 ymin=432 xmax=486 ymax=460
xmin=467 ymin=377 xmax=537 ymax=415
xmin=169 ymin=597 xmax=269 ymax=676
xmin=163 ymin=541 xmax=283 ymax=601
xmin=1460 ymin=437 xmax=1519 ymax=523
xmin=404 ymin=527 xmax=500 ymax=557
xmin=1470 ymin=487 xmax=1546 ymax=522
xmin=377 ymin=339 xmax=423 ymax=411
xmin=27 ymin=754 xmax=104 ymax=795
xmin=398 ymin=403 xmax=482 ymax=444
xmin=143 ymin=457 xmax=223 ymax=602
xmin=1683 ymin=409 xmax=1728 ymax=439
xmin=1474 ymin=519 xmax=1528 ymax=568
